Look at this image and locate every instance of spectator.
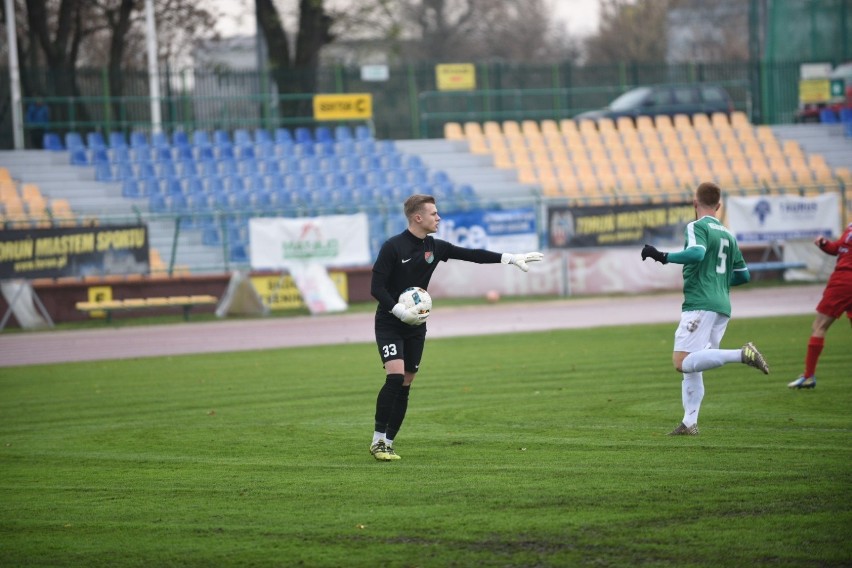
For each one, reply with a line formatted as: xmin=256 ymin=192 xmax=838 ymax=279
xmin=25 ymin=98 xmax=50 ymax=149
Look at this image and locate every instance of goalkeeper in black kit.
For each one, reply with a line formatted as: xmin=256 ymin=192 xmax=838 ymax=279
xmin=368 ymin=193 xmax=543 ymax=461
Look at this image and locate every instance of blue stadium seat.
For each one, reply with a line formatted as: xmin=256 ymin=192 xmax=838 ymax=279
xmin=94 ymin=162 xmax=114 ymax=182
xmin=122 ymin=179 xmax=142 ymax=198
xmin=202 ymin=224 xmax=221 ymax=245
xmin=213 ymin=129 xmax=231 ymax=145
xmin=70 ymin=148 xmax=88 ymax=165
xmin=355 ymin=125 xmax=371 ymax=140
xmin=109 ymin=131 xmax=128 ymax=149
xmin=129 ymin=146 xmax=150 ymax=163
xmin=151 ymin=131 xmax=169 ymax=148
xmin=172 ymin=131 xmax=190 ymax=147
xmin=840 ymin=107 xmax=852 ymax=123
xmin=65 ymin=132 xmax=86 ymax=151
xmin=234 ymin=129 xmax=252 ymax=146
xmin=275 ymin=127 xmax=293 ymax=144
xmin=229 ymin=244 xmax=249 ymax=263
xmin=334 ymin=125 xmax=353 ymax=141
xmin=87 ymin=132 xmax=106 ymax=149
xmin=148 ymin=192 xmax=167 ymax=213
xmin=130 ymin=131 xmax=148 ymax=148
xmin=295 ymin=127 xmax=313 ymax=144
xmin=43 ymin=132 xmax=64 ymax=151
xmin=255 ymin=128 xmax=273 ymax=145
xmin=820 ymin=108 xmax=839 ymax=124
xmin=193 ymin=130 xmax=211 ymax=147
xmin=315 ymin=126 xmax=334 ymax=143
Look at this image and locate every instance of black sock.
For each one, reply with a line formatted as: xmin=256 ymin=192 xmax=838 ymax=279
xmin=374 ymin=374 xmax=404 ymax=433
xmin=385 ymin=385 xmax=411 ymax=441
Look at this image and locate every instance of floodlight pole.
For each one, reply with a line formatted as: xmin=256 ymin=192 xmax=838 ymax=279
xmin=5 ymin=0 xmax=24 ymax=149
xmin=145 ymin=0 xmax=163 ymax=133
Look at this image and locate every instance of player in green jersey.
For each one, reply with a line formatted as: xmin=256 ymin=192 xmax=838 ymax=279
xmin=641 ymin=182 xmax=770 ymax=436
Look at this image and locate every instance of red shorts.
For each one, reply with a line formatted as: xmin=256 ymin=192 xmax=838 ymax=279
xmin=816 ymin=270 xmax=852 ymax=319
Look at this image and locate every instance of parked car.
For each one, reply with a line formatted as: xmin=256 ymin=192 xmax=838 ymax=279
xmin=794 ymin=62 xmax=852 ymax=123
xmin=575 ymin=84 xmax=734 ymax=122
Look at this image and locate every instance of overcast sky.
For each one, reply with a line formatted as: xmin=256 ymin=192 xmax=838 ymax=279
xmin=211 ymin=0 xmax=600 ymax=38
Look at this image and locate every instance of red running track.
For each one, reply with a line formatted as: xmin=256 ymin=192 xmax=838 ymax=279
xmin=0 ymin=285 xmax=823 ymax=368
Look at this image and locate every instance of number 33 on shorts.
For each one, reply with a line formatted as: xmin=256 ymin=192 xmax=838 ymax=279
xmin=381 ymin=343 xmax=398 ymax=359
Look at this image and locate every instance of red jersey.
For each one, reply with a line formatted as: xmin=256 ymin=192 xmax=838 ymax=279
xmin=819 ymin=223 xmax=852 ymax=272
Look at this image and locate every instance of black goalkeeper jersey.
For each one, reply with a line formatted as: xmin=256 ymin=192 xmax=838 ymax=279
xmin=371 ymin=230 xmax=502 ymax=318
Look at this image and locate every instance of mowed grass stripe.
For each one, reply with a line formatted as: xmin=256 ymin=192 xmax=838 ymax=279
xmin=0 ymin=314 xmax=849 ymax=567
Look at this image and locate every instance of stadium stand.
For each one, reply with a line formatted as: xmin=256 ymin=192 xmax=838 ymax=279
xmin=1 ymin=125 xmax=487 ymax=272
xmin=441 ymin=110 xmax=851 ymax=204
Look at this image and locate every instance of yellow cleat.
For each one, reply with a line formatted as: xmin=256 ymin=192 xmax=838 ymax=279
xmin=741 ymin=342 xmax=770 ymax=375
xmin=370 ymin=440 xmax=393 ymax=461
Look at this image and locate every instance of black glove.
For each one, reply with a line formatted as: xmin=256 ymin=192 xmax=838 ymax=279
xmin=641 ymin=244 xmax=668 ymax=264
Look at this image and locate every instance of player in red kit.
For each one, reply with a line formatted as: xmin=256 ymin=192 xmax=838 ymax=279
xmin=788 ymin=223 xmax=852 ymax=389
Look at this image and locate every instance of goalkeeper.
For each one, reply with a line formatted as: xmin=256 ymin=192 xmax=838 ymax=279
xmin=641 ymin=182 xmax=770 ymax=436
xmin=368 ymin=193 xmax=543 ymax=461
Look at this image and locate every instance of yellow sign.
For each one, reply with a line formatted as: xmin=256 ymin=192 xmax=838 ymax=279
xmin=86 ymin=285 xmax=113 ymax=319
xmin=799 ymin=79 xmax=831 ymax=104
xmin=313 ymin=94 xmax=373 ymax=121
xmin=251 ymin=273 xmax=348 ymax=310
xmin=436 ymin=63 xmax=476 ymax=91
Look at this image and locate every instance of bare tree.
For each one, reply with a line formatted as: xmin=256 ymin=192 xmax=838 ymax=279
xmin=584 ymin=0 xmax=674 ymax=64
xmin=256 ymin=0 xmax=334 ymax=116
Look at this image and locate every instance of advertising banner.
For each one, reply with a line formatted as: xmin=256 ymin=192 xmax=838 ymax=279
xmin=249 ymin=213 xmax=371 ymax=269
xmin=434 ymin=208 xmax=539 ymax=252
xmin=726 ymin=193 xmax=839 ymax=244
xmin=567 ymin=248 xmax=683 ymax=295
xmin=313 ymin=94 xmax=373 ymax=120
xmin=548 ymin=202 xmax=693 ymax=248
xmin=0 ymin=225 xmax=149 ymax=280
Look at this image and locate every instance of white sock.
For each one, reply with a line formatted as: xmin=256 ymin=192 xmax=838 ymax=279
xmin=372 ymin=431 xmax=385 ymax=445
xmin=681 ymin=372 xmax=704 ymax=427
xmin=385 ymin=438 xmax=394 ymax=447
xmin=682 ymin=349 xmax=742 ymax=373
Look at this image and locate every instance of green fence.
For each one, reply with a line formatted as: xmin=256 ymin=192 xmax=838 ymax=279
xmin=0 ymin=59 xmax=844 ymax=148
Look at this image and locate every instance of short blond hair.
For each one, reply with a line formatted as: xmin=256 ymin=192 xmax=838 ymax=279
xmin=403 ymin=194 xmax=435 ymax=220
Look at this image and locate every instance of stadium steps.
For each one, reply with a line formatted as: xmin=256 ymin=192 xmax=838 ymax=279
xmin=0 ymin=149 xmax=213 ymax=273
xmin=772 ymin=124 xmax=852 ymax=171
xmin=395 ymin=139 xmax=539 ymax=202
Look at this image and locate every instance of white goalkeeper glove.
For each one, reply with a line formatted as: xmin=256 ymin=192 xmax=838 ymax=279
xmin=391 ymin=303 xmax=429 ymax=326
xmin=501 ymin=252 xmax=544 ymax=272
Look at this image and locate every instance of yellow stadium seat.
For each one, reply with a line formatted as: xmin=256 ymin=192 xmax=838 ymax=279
xmin=560 ymin=119 xmax=580 ymax=135
xmin=597 ymin=118 xmax=616 ymax=132
xmin=540 ymin=120 xmax=559 ymax=135
xmin=444 ymin=122 xmax=464 ymax=140
xmin=521 ymin=120 xmax=541 ymax=137
xmin=483 ymin=121 xmax=502 ymax=137
xmin=517 ymin=165 xmax=539 ymax=184
xmin=463 ymin=122 xmax=483 ymax=138
xmin=692 ymin=114 xmax=712 ymax=131
xmin=711 ymin=112 xmax=730 ymax=128
xmin=493 ymin=151 xmax=515 ymax=169
xmin=502 ymin=121 xmax=522 ymax=138
xmin=633 ymin=116 xmax=653 ymax=132
xmin=730 ymin=111 xmax=750 ymax=129
xmin=578 ymin=119 xmax=598 ymax=136
xmin=616 ymin=117 xmax=635 ymax=132
xmin=467 ymin=136 xmax=490 ymax=155
xmin=653 ymin=115 xmax=673 ymax=132
xmin=673 ymin=114 xmax=693 ymax=131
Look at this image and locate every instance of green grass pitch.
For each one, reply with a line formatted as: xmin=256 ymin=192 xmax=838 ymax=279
xmin=1 ymin=314 xmax=849 ymax=567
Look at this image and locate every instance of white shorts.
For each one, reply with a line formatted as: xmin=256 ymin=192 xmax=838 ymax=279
xmin=673 ymin=310 xmax=730 ymax=353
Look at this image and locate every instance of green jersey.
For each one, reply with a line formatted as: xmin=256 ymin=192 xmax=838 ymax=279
xmin=681 ymin=215 xmax=747 ymax=317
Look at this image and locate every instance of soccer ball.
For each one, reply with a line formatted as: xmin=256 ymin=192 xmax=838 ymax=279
xmin=399 ymin=287 xmax=432 ymax=314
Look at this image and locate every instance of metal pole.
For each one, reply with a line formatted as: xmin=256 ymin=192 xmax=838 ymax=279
xmin=145 ymin=0 xmax=163 ymax=133
xmin=4 ymin=0 xmax=24 ymax=149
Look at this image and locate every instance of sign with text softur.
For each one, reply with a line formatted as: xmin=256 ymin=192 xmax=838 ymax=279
xmin=313 ymin=94 xmax=373 ymax=120
xmin=0 ymin=225 xmax=149 ymax=279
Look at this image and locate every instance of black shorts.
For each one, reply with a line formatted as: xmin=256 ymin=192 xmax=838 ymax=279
xmin=375 ymin=312 xmax=427 ymax=373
